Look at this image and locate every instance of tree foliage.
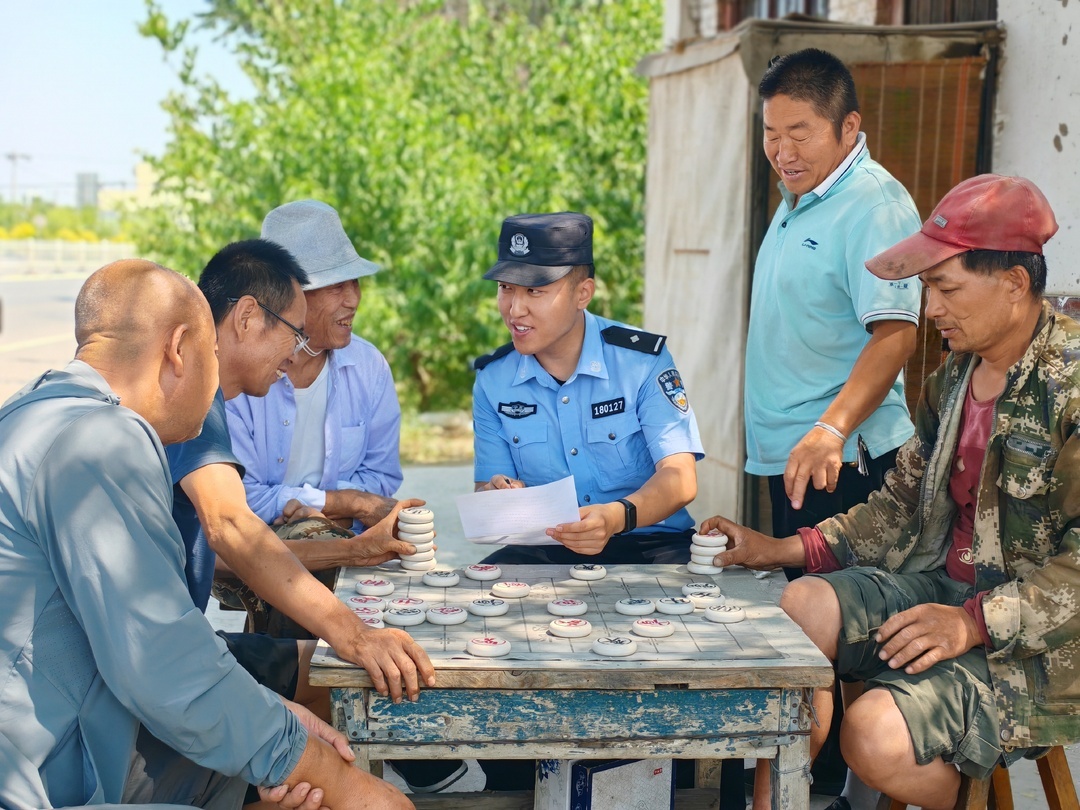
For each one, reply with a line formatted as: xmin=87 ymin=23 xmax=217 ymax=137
xmin=135 ymin=0 xmax=662 ymax=410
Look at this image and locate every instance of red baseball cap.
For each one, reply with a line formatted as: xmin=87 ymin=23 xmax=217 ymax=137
xmin=866 ymin=174 xmax=1058 ymax=280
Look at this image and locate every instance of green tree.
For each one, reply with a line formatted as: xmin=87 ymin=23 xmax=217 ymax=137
xmin=136 ymin=0 xmax=661 ymax=410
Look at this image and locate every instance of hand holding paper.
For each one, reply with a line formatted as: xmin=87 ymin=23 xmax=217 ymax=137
xmin=456 ymin=476 xmax=581 ymax=545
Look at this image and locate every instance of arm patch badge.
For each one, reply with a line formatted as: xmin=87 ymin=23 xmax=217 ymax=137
xmin=656 ymin=368 xmax=689 ymax=413
xmin=498 ymin=401 xmax=537 ymax=419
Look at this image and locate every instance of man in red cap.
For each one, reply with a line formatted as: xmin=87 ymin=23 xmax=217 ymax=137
xmin=702 ymin=175 xmax=1080 ymax=810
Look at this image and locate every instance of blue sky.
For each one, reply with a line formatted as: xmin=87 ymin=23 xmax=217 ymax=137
xmin=0 ymin=1 xmax=247 ymax=205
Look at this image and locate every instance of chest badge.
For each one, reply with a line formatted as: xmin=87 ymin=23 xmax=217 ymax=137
xmin=498 ymin=401 xmax=537 ymax=419
xmin=656 ymin=368 xmax=689 ymax=413
xmin=591 ymin=397 xmax=625 ymax=419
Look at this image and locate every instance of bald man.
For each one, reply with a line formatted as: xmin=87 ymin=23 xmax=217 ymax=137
xmin=0 ymin=260 xmax=413 ymax=810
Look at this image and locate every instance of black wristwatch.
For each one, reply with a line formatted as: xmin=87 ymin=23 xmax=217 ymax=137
xmin=616 ymin=498 xmax=637 ymax=533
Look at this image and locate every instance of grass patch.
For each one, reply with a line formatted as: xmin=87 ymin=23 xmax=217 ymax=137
xmin=400 ymin=410 xmax=474 ymax=466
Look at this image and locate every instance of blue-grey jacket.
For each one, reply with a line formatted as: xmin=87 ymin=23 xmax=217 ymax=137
xmin=0 ymin=361 xmax=306 ymax=809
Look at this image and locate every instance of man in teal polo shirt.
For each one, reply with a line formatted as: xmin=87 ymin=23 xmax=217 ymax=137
xmin=741 ymin=48 xmax=922 ymax=810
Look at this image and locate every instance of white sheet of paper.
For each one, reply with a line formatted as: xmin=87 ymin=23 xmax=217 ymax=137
xmin=456 ymin=476 xmax=582 ymax=545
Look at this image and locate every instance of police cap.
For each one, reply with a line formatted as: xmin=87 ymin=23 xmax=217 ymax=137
xmin=483 ymin=212 xmax=593 ymax=287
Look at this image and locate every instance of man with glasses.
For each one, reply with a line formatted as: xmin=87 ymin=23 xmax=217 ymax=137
xmin=227 ymin=294 xmax=313 ymax=355
xmin=227 ymin=200 xmax=403 ymax=533
xmin=139 ymin=238 xmax=435 ymax=805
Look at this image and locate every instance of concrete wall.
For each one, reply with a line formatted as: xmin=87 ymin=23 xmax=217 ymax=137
xmin=994 ymin=0 xmax=1079 ymax=293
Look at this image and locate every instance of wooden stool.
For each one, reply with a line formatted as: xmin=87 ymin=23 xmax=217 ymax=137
xmin=878 ymin=745 xmax=1078 ymax=810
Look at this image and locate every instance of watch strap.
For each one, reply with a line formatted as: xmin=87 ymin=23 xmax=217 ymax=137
xmin=615 ymin=498 xmax=637 ymax=533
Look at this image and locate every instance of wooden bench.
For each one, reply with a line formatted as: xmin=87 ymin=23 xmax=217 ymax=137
xmin=879 ymin=745 xmax=1078 ymax=810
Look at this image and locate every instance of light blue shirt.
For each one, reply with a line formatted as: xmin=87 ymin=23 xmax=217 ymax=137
xmin=744 ymin=135 xmax=922 ymax=476
xmin=227 ymin=334 xmax=403 ymax=526
xmin=473 ymin=312 xmax=705 ymax=534
xmin=0 ymin=361 xmax=306 ymax=809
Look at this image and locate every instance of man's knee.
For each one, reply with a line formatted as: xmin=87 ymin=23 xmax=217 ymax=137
xmin=840 ymin=688 xmax=910 ymax=781
xmin=779 ymin=576 xmax=840 ymax=657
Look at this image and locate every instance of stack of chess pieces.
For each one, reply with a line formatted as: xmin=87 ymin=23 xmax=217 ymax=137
xmin=397 ymin=506 xmax=438 ymax=571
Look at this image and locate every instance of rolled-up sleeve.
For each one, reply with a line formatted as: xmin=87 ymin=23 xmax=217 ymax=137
xmin=31 ymin=410 xmax=306 ymax=785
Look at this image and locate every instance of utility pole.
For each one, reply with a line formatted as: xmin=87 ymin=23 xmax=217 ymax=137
xmin=5 ymin=152 xmax=31 ymax=204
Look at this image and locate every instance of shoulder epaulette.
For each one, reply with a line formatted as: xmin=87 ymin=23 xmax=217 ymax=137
xmin=473 ymin=342 xmax=515 ymax=371
xmin=600 ymin=325 xmax=666 ymax=356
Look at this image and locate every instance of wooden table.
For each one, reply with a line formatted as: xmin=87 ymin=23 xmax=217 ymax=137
xmin=310 ymin=564 xmax=833 ymax=809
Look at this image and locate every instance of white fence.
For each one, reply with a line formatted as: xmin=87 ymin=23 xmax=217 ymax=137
xmin=0 ymin=240 xmax=137 ymax=277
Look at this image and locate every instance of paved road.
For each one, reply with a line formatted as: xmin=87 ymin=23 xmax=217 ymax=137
xmin=3 ymin=270 xmax=1076 ymax=805
xmin=0 ymin=272 xmax=84 ymax=402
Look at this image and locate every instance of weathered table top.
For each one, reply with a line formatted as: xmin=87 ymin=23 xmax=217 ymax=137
xmin=311 ymin=564 xmax=832 ymax=690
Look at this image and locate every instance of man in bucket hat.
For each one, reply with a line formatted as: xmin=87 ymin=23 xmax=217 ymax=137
xmin=227 ymin=202 xmax=465 ymax=796
xmin=227 ymin=200 xmax=405 ymax=535
xmin=702 ymin=175 xmax=1080 ymax=810
xmin=473 ymin=212 xmax=704 ymax=566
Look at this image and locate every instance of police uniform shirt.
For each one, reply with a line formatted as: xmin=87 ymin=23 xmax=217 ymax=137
xmin=473 ymin=311 xmax=705 ymax=534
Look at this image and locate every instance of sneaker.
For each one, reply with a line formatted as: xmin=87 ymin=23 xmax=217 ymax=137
xmin=387 ymin=759 xmax=468 ymax=794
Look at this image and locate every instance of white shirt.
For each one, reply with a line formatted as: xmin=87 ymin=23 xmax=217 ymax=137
xmin=284 ymin=358 xmax=330 ymax=487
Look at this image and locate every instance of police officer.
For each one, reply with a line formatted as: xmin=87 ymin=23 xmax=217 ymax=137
xmin=473 ymin=212 xmax=705 ymax=566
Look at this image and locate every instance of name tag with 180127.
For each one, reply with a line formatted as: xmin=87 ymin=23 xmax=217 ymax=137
xmin=591 ymin=397 xmax=625 ymax=418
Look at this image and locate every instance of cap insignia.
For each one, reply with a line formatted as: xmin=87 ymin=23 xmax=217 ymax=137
xmin=933 ymin=215 xmax=948 ymax=228
xmin=509 ymin=233 xmax=530 ymax=256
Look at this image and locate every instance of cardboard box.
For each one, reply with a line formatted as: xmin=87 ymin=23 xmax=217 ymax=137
xmin=534 ymin=758 xmax=675 ymax=810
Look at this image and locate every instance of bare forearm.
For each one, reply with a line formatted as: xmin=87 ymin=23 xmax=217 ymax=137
xmin=622 ymin=454 xmax=697 ymax=530
xmin=322 ymin=489 xmax=396 ymax=526
xmin=210 ymin=513 xmax=363 ymax=643
xmin=820 ymin=320 xmax=916 ymax=436
xmin=280 ymin=537 xmax=356 ymax=571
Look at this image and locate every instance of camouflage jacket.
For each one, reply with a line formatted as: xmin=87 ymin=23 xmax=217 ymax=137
xmin=818 ymin=301 xmax=1080 ymax=749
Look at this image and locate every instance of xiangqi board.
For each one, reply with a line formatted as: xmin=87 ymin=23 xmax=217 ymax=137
xmin=315 ymin=564 xmax=783 ymax=669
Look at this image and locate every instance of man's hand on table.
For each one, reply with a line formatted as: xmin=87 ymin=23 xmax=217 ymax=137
xmin=875 ymin=603 xmax=982 ymax=675
xmin=700 ymin=515 xmax=805 ymax=571
xmin=546 ymin=503 xmax=622 ymax=555
xmin=323 ymin=500 xmax=437 ymax=699
xmin=784 ymin=426 xmax=846 ymax=510
xmin=335 ymin=622 xmax=435 ymax=703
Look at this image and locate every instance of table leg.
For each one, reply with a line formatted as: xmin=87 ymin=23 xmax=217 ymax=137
xmin=353 ymin=743 xmax=372 ymax=773
xmin=770 ymin=734 xmax=811 ymax=810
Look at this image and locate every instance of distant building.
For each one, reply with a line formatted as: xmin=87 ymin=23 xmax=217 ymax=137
xmin=97 ymin=162 xmax=157 ymax=213
xmin=75 ymin=173 xmax=100 ymax=209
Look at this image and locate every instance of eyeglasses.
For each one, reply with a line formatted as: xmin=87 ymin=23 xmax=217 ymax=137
xmin=227 ymin=296 xmax=314 ymax=356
